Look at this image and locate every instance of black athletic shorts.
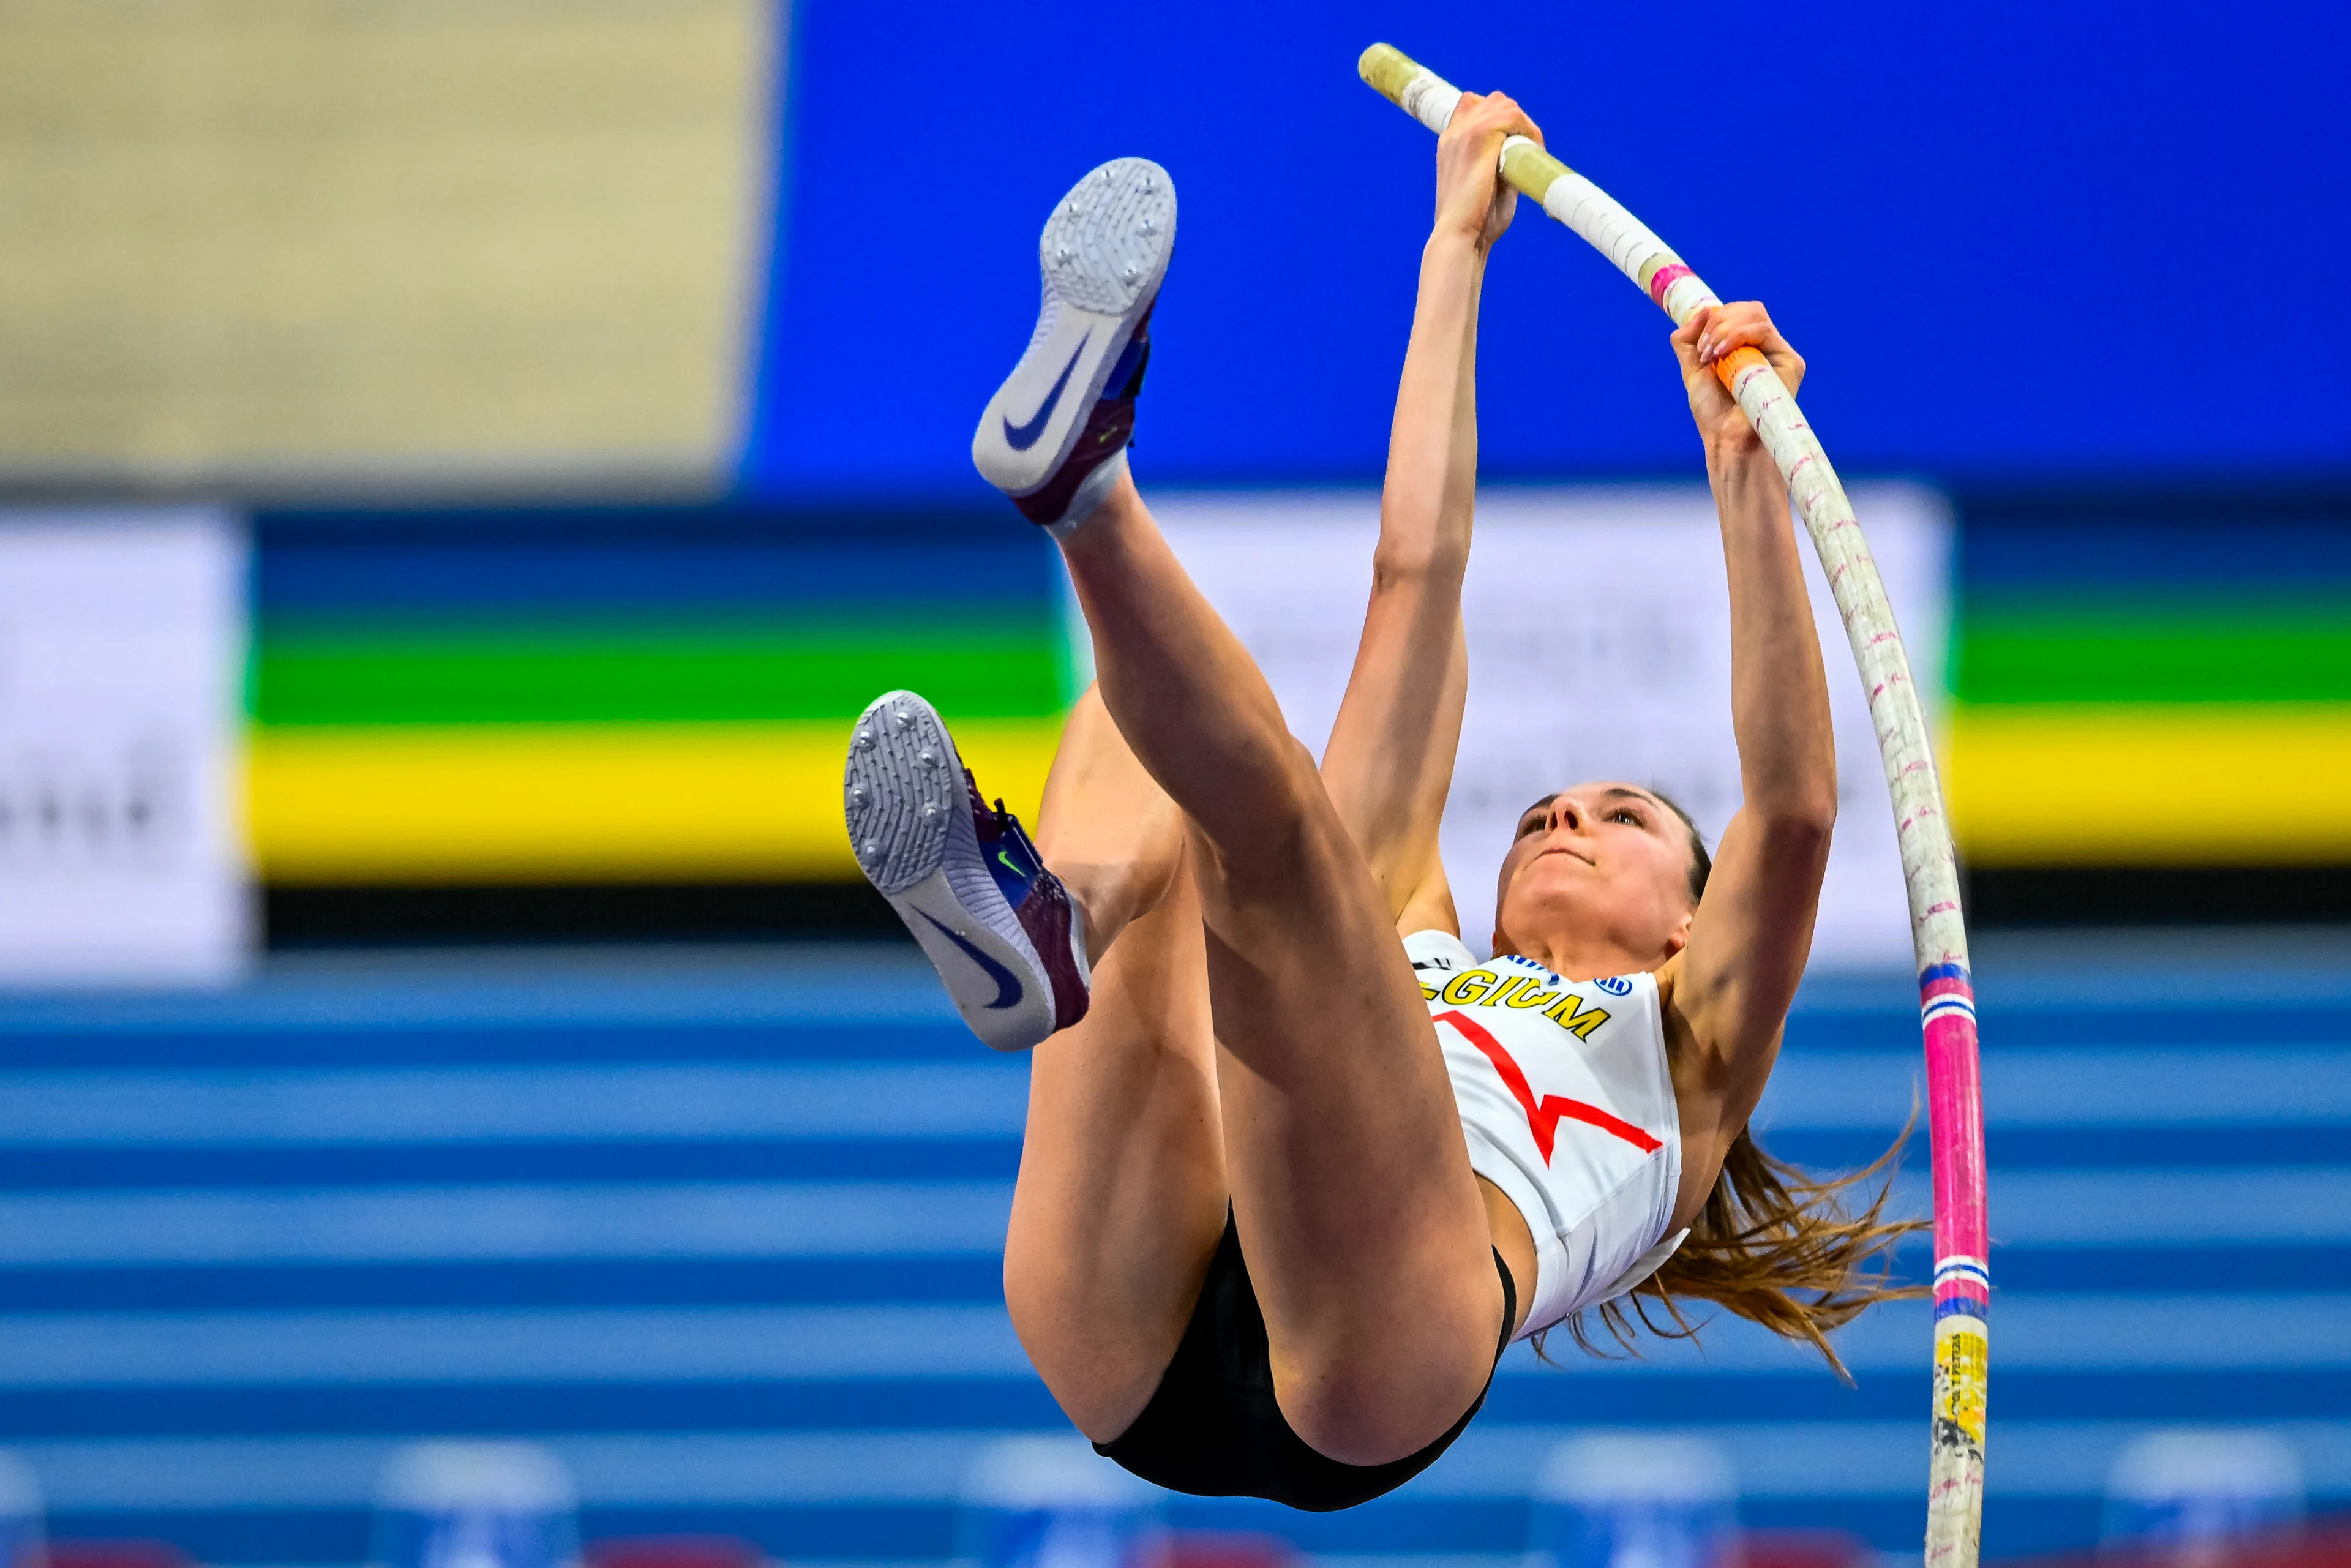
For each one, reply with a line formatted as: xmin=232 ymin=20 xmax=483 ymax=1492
xmin=1093 ymin=1208 xmax=1517 ymax=1511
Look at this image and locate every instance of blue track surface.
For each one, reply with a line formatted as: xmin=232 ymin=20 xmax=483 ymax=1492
xmin=0 ymin=936 xmax=2344 ymax=1566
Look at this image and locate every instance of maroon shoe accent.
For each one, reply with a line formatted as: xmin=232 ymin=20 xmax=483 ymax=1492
xmin=962 ymin=767 xmax=1090 ymax=1034
xmin=1013 ymin=396 xmax=1135 ymax=527
xmin=964 ymin=768 xmax=1000 ymax=848
xmin=1012 ymin=873 xmax=1090 ymax=1032
xmin=1012 ymin=308 xmax=1152 ymax=529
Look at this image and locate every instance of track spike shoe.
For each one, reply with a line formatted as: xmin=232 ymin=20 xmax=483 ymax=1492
xmin=844 ymin=689 xmax=1090 ymax=1051
xmin=972 ymin=157 xmax=1175 ymax=533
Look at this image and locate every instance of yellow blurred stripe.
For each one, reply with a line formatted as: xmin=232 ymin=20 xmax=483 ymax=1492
xmin=1947 ymin=703 xmax=2351 ymax=865
xmin=249 ymin=719 xmax=1066 ymax=883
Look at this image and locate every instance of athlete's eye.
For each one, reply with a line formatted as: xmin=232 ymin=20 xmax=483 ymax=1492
xmin=1609 ymin=808 xmax=1641 ymax=826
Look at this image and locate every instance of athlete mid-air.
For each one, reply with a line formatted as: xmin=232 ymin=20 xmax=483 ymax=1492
xmin=842 ymin=90 xmax=1915 ymax=1510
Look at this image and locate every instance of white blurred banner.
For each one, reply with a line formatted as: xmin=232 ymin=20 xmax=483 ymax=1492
xmin=0 ymin=509 xmax=250 ymax=985
xmin=1146 ymin=484 xmax=1952 ymax=972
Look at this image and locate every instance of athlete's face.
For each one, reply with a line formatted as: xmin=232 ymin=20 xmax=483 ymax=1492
xmin=1491 ymin=782 xmax=1697 ymax=975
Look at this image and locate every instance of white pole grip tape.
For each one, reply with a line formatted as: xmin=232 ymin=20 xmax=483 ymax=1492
xmin=1391 ymin=62 xmax=1462 ymax=133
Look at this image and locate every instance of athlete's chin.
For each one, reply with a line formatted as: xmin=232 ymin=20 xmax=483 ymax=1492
xmin=1498 ymin=882 xmax=1609 ymax=945
xmin=1511 ymin=861 xmax=1601 ymax=906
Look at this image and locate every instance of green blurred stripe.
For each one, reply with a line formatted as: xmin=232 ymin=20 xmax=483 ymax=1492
xmin=1956 ymin=606 xmax=2351 ymax=704
xmin=255 ymin=606 xmax=1059 ymax=639
xmin=255 ymin=628 xmax=1068 ymax=725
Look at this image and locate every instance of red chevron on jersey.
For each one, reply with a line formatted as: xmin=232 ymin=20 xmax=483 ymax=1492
xmin=1435 ymin=1008 xmax=1663 ymax=1161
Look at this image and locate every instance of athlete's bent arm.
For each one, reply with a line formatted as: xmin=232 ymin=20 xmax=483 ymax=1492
xmin=1657 ymin=302 xmax=1837 ymax=1223
xmin=1320 ymin=92 xmax=1539 ymax=939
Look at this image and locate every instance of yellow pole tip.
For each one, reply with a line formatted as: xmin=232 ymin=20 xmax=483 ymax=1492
xmin=1357 ymin=42 xmax=1418 ymax=99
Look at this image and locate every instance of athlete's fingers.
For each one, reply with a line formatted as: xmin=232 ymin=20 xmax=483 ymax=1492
xmin=1477 ymin=91 xmax=1543 ymax=148
xmin=1436 ymin=91 xmax=1539 ymax=249
xmin=1672 ymin=305 xmax=1715 ymax=372
xmin=1672 ymin=304 xmax=1748 ymax=446
xmin=1438 ymin=94 xmax=1508 ymax=162
xmin=1701 ymin=302 xmax=1768 ymax=352
xmin=1695 ymin=304 xmax=1758 ymax=366
xmin=1445 ymin=89 xmax=1536 ymax=149
xmin=1697 ymin=301 xmax=1806 ymax=396
xmin=1441 ymin=90 xmax=1503 ymax=141
xmin=1702 ymin=303 xmax=1768 ymax=348
xmin=1697 ymin=304 xmax=1775 ymax=361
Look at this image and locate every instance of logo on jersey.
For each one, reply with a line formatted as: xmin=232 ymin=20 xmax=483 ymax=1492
xmin=1434 ymin=1008 xmax=1662 ymax=1161
xmin=1420 ymin=967 xmax=1611 ymax=1040
xmin=1595 ymin=975 xmax=1634 ymax=996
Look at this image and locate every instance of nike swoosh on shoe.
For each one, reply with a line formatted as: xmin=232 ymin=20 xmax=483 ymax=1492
xmin=918 ymin=910 xmax=1024 ymax=1011
xmin=1002 ymin=333 xmax=1089 ymax=451
xmin=844 ymin=688 xmax=1087 ymax=1052
xmin=970 ymin=157 xmax=1174 ymax=515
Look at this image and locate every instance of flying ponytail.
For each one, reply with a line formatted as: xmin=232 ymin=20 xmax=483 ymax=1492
xmin=1550 ymin=1118 xmax=1924 ymax=1379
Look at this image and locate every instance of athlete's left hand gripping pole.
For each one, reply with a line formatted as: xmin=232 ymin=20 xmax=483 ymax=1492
xmin=1356 ymin=42 xmax=1990 ymax=1568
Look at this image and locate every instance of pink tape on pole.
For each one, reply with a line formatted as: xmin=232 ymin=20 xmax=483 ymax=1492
xmin=1647 ymin=263 xmax=1693 ymax=307
xmin=1921 ymin=962 xmax=1989 ymax=1316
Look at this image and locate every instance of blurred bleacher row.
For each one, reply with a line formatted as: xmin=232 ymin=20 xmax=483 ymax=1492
xmin=0 ymin=930 xmax=2342 ymax=1566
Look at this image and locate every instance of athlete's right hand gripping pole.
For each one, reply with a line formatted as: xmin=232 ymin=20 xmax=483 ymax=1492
xmin=1356 ymin=42 xmax=1990 ymax=1568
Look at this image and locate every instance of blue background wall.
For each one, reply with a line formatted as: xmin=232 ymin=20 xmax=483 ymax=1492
xmin=744 ymin=0 xmax=2350 ymax=497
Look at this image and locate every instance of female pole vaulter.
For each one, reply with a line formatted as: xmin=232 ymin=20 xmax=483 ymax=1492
xmin=842 ymin=91 xmax=1915 ymax=1510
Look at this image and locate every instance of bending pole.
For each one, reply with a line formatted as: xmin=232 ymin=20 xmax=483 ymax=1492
xmin=1357 ymin=42 xmax=1990 ymax=1568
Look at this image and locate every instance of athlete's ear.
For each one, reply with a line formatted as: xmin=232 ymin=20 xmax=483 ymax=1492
xmin=1663 ymin=907 xmax=1694 ymax=958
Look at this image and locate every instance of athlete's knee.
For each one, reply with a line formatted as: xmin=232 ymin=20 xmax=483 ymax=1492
xmin=1202 ymin=738 xmax=1341 ymax=874
xmin=1275 ymin=1339 xmax=1492 ymax=1468
xmin=1269 ymin=1253 xmax=1503 ymax=1466
xmin=1002 ymin=1252 xmax=1159 ymax=1444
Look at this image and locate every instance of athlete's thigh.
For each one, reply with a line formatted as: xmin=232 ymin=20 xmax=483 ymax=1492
xmin=1005 ymin=850 xmax=1224 ymax=1441
xmin=1187 ymin=764 xmax=1501 ymax=1465
xmin=1007 ymin=694 xmax=1225 ymax=1442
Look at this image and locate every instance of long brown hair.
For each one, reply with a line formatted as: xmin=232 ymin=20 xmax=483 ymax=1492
xmin=1543 ymin=792 xmax=1928 ymax=1378
xmin=1550 ymin=1120 xmax=1925 ymax=1379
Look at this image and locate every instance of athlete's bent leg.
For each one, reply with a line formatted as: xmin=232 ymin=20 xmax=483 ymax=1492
xmin=1034 ymin=686 xmax=1188 ymax=964
xmin=1059 ymin=473 xmax=1504 ymax=1468
xmin=1005 ymin=686 xmax=1227 ymax=1439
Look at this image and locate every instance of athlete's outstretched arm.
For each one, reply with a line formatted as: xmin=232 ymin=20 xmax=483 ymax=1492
xmin=1320 ymin=91 xmax=1539 ymax=937
xmin=1659 ymin=302 xmax=1838 ymax=1215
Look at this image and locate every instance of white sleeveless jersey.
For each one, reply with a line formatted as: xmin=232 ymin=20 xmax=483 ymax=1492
xmin=1405 ymin=929 xmax=1689 ymax=1339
